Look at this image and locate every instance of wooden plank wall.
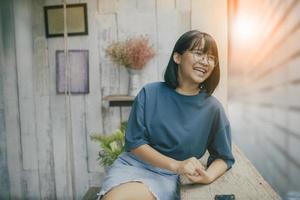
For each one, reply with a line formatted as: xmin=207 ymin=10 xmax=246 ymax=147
xmin=228 ymin=0 xmax=300 ymax=198
xmin=0 ymin=2 xmax=11 ymax=199
xmin=0 ymin=0 xmax=196 ymax=199
xmin=0 ymin=0 xmax=23 ymax=199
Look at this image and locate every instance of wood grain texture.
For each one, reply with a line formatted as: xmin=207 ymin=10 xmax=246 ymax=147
xmin=15 ymin=0 xmax=43 ymax=199
xmin=46 ymin=0 xmax=72 ymax=197
xmin=103 ymin=95 xmax=135 ymax=101
xmin=70 ymin=96 xmax=90 ymax=200
xmin=0 ymin=9 xmax=11 ymax=199
xmin=180 ymin=144 xmax=281 ymax=200
xmin=85 ymin=0 xmax=103 ymax=175
xmin=0 ymin=0 xmax=243 ymax=199
xmin=97 ymin=13 xmax=122 ymax=137
xmin=1 ymin=0 xmax=23 ymax=198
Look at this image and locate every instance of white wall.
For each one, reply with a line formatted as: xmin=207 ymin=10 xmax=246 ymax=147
xmin=0 ymin=0 xmax=229 ymax=199
xmin=0 ymin=1 xmax=11 ymax=199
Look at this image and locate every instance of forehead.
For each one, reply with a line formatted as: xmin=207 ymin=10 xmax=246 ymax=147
xmin=189 ymin=37 xmax=205 ymax=51
xmin=189 ymin=37 xmax=214 ymax=55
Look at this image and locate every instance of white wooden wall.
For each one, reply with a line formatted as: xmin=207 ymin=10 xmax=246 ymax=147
xmin=0 ymin=1 xmax=11 ymax=198
xmin=0 ymin=0 xmax=228 ymax=199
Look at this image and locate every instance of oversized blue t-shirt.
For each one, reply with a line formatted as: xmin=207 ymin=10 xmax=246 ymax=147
xmin=124 ymin=81 xmax=235 ymax=169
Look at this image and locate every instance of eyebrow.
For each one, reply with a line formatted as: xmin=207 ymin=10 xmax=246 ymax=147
xmin=191 ymin=49 xmax=204 ymax=52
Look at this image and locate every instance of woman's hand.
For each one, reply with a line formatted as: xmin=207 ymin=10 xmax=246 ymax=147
xmin=174 ymin=157 xmax=205 ymax=176
xmin=185 ymin=169 xmax=212 ymax=184
xmin=172 ymin=157 xmax=213 ymax=184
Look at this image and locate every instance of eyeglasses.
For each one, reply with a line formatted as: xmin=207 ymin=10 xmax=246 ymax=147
xmin=189 ymin=50 xmax=218 ymax=67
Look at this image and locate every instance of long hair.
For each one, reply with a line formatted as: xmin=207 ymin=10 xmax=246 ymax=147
xmin=164 ymin=30 xmax=220 ymax=96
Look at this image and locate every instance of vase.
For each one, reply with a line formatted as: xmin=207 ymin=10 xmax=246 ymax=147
xmin=127 ymin=68 xmax=141 ymax=96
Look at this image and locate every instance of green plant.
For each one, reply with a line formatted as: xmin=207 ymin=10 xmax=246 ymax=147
xmin=90 ymin=121 xmax=127 ymax=167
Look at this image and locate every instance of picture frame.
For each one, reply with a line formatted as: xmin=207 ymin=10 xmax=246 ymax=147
xmin=56 ymin=50 xmax=89 ymax=94
xmin=44 ymin=3 xmax=88 ymax=38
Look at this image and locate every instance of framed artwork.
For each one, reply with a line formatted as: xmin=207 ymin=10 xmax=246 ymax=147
xmin=56 ymin=50 xmax=89 ymax=94
xmin=44 ymin=3 xmax=88 ymax=38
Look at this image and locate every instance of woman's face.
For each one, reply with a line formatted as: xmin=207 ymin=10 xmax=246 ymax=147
xmin=174 ymin=44 xmax=216 ymax=86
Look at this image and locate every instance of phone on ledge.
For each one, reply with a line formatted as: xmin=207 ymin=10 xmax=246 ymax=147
xmin=214 ymin=194 xmax=235 ymax=200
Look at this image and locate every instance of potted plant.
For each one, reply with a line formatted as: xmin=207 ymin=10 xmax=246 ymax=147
xmin=90 ymin=121 xmax=127 ymax=170
xmin=105 ymin=36 xmax=155 ymax=96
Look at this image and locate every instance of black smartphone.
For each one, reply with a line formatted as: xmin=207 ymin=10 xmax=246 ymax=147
xmin=214 ymin=194 xmax=235 ymax=200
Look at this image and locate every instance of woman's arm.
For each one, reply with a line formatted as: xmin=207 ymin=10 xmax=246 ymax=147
xmin=185 ymin=158 xmax=228 ymax=184
xmin=131 ymin=144 xmax=179 ymax=172
xmin=206 ymin=159 xmax=228 ymax=181
xmin=132 ymin=144 xmax=227 ymax=184
xmin=131 ymin=144 xmax=205 ymax=176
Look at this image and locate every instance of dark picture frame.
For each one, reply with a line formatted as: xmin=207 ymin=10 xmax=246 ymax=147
xmin=56 ymin=50 xmax=89 ymax=94
xmin=44 ymin=3 xmax=88 ymax=38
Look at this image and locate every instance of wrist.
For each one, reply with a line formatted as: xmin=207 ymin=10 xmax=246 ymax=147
xmin=169 ymin=160 xmax=180 ymax=174
xmin=206 ymin=171 xmax=215 ymax=183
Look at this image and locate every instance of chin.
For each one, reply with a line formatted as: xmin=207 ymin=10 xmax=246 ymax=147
xmin=191 ymin=75 xmax=206 ymax=84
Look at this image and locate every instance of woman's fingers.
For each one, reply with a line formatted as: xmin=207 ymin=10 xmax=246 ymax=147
xmin=180 ymin=157 xmax=206 ymax=176
xmin=190 ymin=158 xmax=205 ymax=175
xmin=188 ymin=162 xmax=200 ymax=176
xmin=186 ymin=163 xmax=197 ymax=175
xmin=190 ymin=160 xmax=203 ymax=176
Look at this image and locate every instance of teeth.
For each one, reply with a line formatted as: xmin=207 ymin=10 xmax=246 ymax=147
xmin=194 ymin=69 xmax=204 ymax=76
xmin=194 ymin=68 xmax=206 ymax=73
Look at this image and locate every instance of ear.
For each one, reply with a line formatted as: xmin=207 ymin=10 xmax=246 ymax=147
xmin=173 ymin=52 xmax=181 ymax=64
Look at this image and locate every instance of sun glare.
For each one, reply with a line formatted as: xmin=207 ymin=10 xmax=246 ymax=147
xmin=233 ymin=15 xmax=259 ymax=43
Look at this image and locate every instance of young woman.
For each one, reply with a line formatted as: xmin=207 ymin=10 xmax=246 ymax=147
xmin=97 ymin=30 xmax=235 ymax=200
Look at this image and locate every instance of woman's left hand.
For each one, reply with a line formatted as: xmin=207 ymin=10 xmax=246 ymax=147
xmin=185 ymin=168 xmax=212 ymax=184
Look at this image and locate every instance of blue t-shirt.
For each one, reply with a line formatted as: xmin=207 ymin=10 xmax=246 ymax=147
xmin=124 ymin=81 xmax=235 ymax=169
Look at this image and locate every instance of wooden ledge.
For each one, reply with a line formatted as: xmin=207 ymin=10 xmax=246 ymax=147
xmin=181 ymin=144 xmax=281 ymax=200
xmin=83 ymin=144 xmax=281 ymax=200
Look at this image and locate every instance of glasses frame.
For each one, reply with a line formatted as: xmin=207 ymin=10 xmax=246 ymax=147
xmin=188 ymin=50 xmax=218 ymax=67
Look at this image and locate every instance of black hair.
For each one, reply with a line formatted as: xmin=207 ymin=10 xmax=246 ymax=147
xmin=163 ymin=30 xmax=220 ymax=96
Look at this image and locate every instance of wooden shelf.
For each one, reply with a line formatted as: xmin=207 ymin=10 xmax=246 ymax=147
xmin=102 ymin=95 xmax=135 ymax=107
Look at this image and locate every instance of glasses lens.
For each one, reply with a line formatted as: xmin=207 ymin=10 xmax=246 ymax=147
xmin=192 ymin=52 xmax=216 ymax=67
xmin=207 ymin=55 xmax=216 ymax=67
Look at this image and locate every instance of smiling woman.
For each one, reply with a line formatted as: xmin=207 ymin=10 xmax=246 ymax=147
xmin=97 ymin=30 xmax=234 ymax=200
xmin=165 ymin=31 xmax=220 ymax=96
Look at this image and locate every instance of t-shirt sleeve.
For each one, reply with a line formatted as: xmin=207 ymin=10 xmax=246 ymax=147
xmin=207 ymin=106 xmax=235 ymax=170
xmin=124 ymin=88 xmax=149 ymax=151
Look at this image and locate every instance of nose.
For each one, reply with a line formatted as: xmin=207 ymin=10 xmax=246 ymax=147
xmin=198 ymin=55 xmax=209 ymax=65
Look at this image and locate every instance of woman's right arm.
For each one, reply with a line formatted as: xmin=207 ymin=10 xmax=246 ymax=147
xmin=131 ymin=144 xmax=205 ymax=176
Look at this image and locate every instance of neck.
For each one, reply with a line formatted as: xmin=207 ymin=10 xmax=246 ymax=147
xmin=176 ymin=83 xmax=200 ymax=95
xmin=176 ymin=70 xmax=201 ymax=95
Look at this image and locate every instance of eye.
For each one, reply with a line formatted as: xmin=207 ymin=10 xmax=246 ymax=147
xmin=208 ymin=55 xmax=215 ymax=60
xmin=193 ymin=51 xmax=203 ymax=56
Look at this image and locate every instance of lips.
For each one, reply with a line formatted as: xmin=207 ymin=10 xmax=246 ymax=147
xmin=193 ymin=67 xmax=207 ymax=74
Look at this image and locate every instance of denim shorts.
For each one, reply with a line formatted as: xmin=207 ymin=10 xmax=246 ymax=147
xmin=96 ymin=151 xmax=180 ymax=200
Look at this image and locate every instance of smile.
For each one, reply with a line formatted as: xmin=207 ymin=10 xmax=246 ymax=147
xmin=193 ymin=67 xmax=207 ymax=74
